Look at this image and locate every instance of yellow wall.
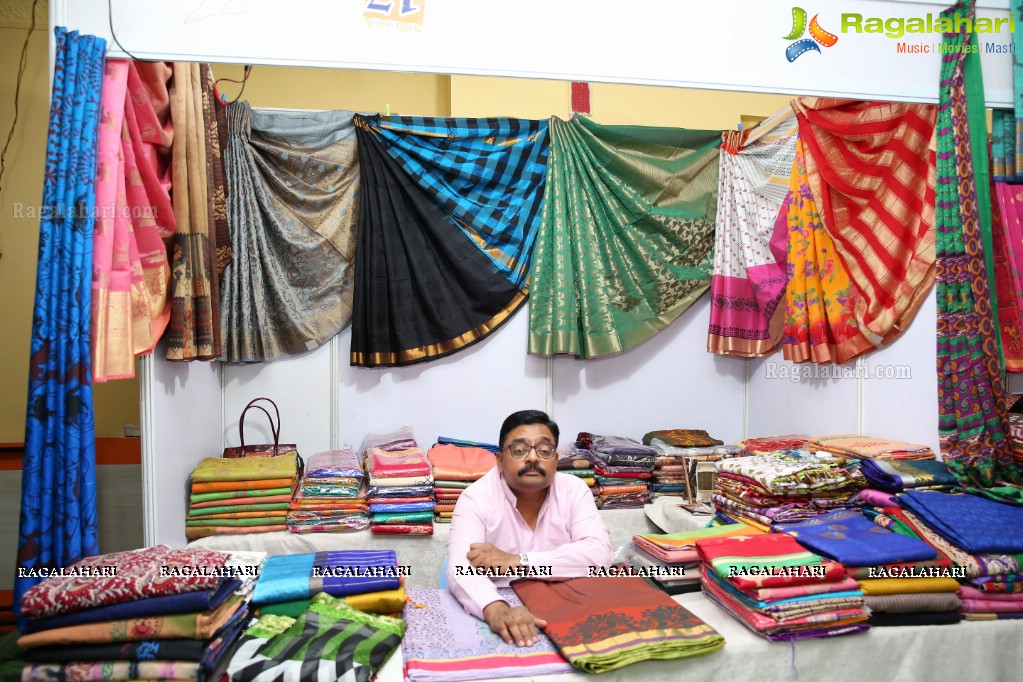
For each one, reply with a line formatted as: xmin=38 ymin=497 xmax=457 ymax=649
xmin=0 ymin=23 xmax=49 ymax=442
xmin=210 ymin=64 xmax=451 ymax=115
xmin=3 ymin=50 xmax=799 ymax=442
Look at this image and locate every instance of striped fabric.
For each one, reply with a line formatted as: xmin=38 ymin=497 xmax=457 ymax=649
xmin=251 ymin=550 xmax=400 ymax=606
xmin=227 ymin=594 xmax=404 ymax=681
xmin=792 ymin=98 xmax=938 ymax=346
xmin=366 ymin=115 xmax=549 ymax=289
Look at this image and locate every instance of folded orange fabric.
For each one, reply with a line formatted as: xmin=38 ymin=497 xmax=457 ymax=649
xmin=426 ymin=444 xmax=497 ymax=481
xmin=189 ymin=494 xmax=294 ymax=508
xmin=190 ymin=478 xmax=295 ymax=493
xmin=185 ymin=524 xmax=286 ymax=540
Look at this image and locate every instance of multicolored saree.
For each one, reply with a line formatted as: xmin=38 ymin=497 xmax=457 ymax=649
xmin=781 ymin=139 xmax=876 ymax=363
xmin=935 ymin=0 xmax=1018 ymax=490
xmin=529 ymin=116 xmax=720 ymax=358
xmin=793 ymin=98 xmax=938 ymax=347
xmin=351 ymin=115 xmax=548 ymax=366
xmin=708 ymin=106 xmax=796 ymax=357
xmin=91 ymin=60 xmax=174 ymax=380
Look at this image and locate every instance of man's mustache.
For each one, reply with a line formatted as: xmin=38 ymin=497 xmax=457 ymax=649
xmin=518 ymin=463 xmax=546 ymax=477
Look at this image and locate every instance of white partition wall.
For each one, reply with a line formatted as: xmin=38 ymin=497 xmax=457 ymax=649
xmin=746 ymin=292 xmax=941 ymax=450
xmin=142 ymin=345 xmax=222 ymax=547
xmin=861 ymin=289 xmax=941 ymax=454
xmin=223 ymin=342 xmax=334 ymax=460
xmin=552 ymin=298 xmax=746 ymax=445
xmin=337 ymin=306 xmax=547 ymax=448
xmin=746 ymin=353 xmax=862 ymax=439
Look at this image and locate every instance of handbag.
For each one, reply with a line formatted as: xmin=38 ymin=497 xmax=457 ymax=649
xmin=223 ymin=397 xmax=299 ymax=458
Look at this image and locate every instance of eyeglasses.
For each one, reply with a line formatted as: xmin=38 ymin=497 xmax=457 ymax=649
xmin=503 ymin=443 xmax=557 ymax=459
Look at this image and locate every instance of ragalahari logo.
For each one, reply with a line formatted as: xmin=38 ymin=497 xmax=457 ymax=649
xmin=784 ymin=7 xmax=838 ymax=62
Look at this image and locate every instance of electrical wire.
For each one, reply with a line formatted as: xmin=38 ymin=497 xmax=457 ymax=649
xmin=0 ymin=0 xmax=40 ymax=199
xmin=214 ymin=65 xmax=253 ymax=105
xmin=107 ymin=0 xmax=146 ymax=61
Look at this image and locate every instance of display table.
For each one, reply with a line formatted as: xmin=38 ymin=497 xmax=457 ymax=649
xmin=188 ymin=508 xmax=658 ymax=588
xmin=375 ymin=590 xmax=1023 ymax=681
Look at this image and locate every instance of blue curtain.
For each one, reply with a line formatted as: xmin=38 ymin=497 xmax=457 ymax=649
xmin=15 ymin=27 xmax=106 ymax=619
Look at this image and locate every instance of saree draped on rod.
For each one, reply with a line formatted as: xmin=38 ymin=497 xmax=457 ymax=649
xmin=167 ymin=62 xmax=227 ymax=362
xmin=529 ymin=116 xmax=720 ymax=358
xmin=782 ymin=140 xmax=878 ymax=363
xmin=792 ymin=97 xmax=938 ymax=347
xmin=708 ymin=106 xmax=796 ymax=357
xmin=16 ymin=27 xmax=105 ymax=621
xmin=222 ymin=102 xmax=360 ymax=362
xmin=91 ymin=60 xmax=174 ymax=380
xmin=935 ymin=2 xmax=1018 ymax=490
xmin=351 ymin=115 xmax=549 ymax=367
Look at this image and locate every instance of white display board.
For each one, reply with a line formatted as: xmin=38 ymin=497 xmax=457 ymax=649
xmin=55 ymin=0 xmax=1012 ymax=106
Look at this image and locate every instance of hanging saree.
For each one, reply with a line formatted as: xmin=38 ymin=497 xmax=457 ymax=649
xmin=782 ymin=139 xmax=877 ymax=362
xmin=708 ymin=106 xmax=796 ymax=357
xmin=991 ymin=183 xmax=1023 ymax=371
xmin=529 ymin=116 xmax=719 ymax=358
xmin=16 ymin=28 xmax=105 ymax=623
xmin=793 ymin=98 xmax=938 ymax=346
xmin=351 ymin=116 xmax=548 ymax=366
xmin=221 ymin=102 xmax=359 ymax=362
xmin=166 ymin=62 xmax=224 ymax=361
xmin=935 ymin=0 xmax=1018 ymax=490
xmin=91 ymin=60 xmax=174 ymax=380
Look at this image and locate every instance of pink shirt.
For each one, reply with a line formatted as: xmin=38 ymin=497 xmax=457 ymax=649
xmin=446 ymin=467 xmax=614 ymax=619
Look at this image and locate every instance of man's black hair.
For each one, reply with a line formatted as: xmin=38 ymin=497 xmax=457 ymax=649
xmin=499 ymin=410 xmax=560 ymax=448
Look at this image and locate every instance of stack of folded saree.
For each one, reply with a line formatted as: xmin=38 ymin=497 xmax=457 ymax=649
xmin=712 ymin=451 xmax=864 ymax=529
xmin=186 ymin=453 xmax=300 ymax=540
xmin=427 ymin=441 xmax=496 ymax=523
xmin=859 ymin=458 xmax=957 ymax=494
xmin=559 ymin=447 xmax=599 ymax=495
xmin=577 ymin=432 xmax=655 ymax=509
xmin=695 ymin=532 xmax=869 ymax=640
xmin=809 ymin=434 xmax=936 ymax=461
xmin=403 ymin=588 xmax=573 ymax=681
xmin=775 ymin=509 xmax=962 ymax=626
xmin=737 ymin=434 xmax=810 ymax=455
xmin=227 ymin=593 xmax=404 ymax=681
xmin=18 ymin=546 xmax=258 ymax=681
xmin=513 ymin=576 xmax=725 ymax=673
xmin=251 ymin=550 xmax=404 ymax=614
xmin=957 ymin=585 xmax=1023 ymax=620
xmin=868 ymin=501 xmax=1023 ymax=611
xmin=365 ymin=427 xmax=435 ymax=535
xmin=628 ymin=523 xmax=762 ymax=594
xmin=287 ymin=448 xmax=369 ymax=533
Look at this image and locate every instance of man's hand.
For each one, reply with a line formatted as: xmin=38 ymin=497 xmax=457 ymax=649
xmin=467 ymin=543 xmax=520 ymax=571
xmin=482 ymin=601 xmax=548 ymax=647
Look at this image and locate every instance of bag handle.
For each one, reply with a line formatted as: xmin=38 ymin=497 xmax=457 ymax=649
xmin=239 ymin=398 xmax=281 ymax=448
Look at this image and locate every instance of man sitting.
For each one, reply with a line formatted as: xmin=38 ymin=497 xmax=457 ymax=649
xmin=446 ymin=409 xmax=613 ymax=647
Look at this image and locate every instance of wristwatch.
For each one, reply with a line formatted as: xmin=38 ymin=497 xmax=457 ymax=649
xmin=519 ymin=552 xmax=529 ymax=566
